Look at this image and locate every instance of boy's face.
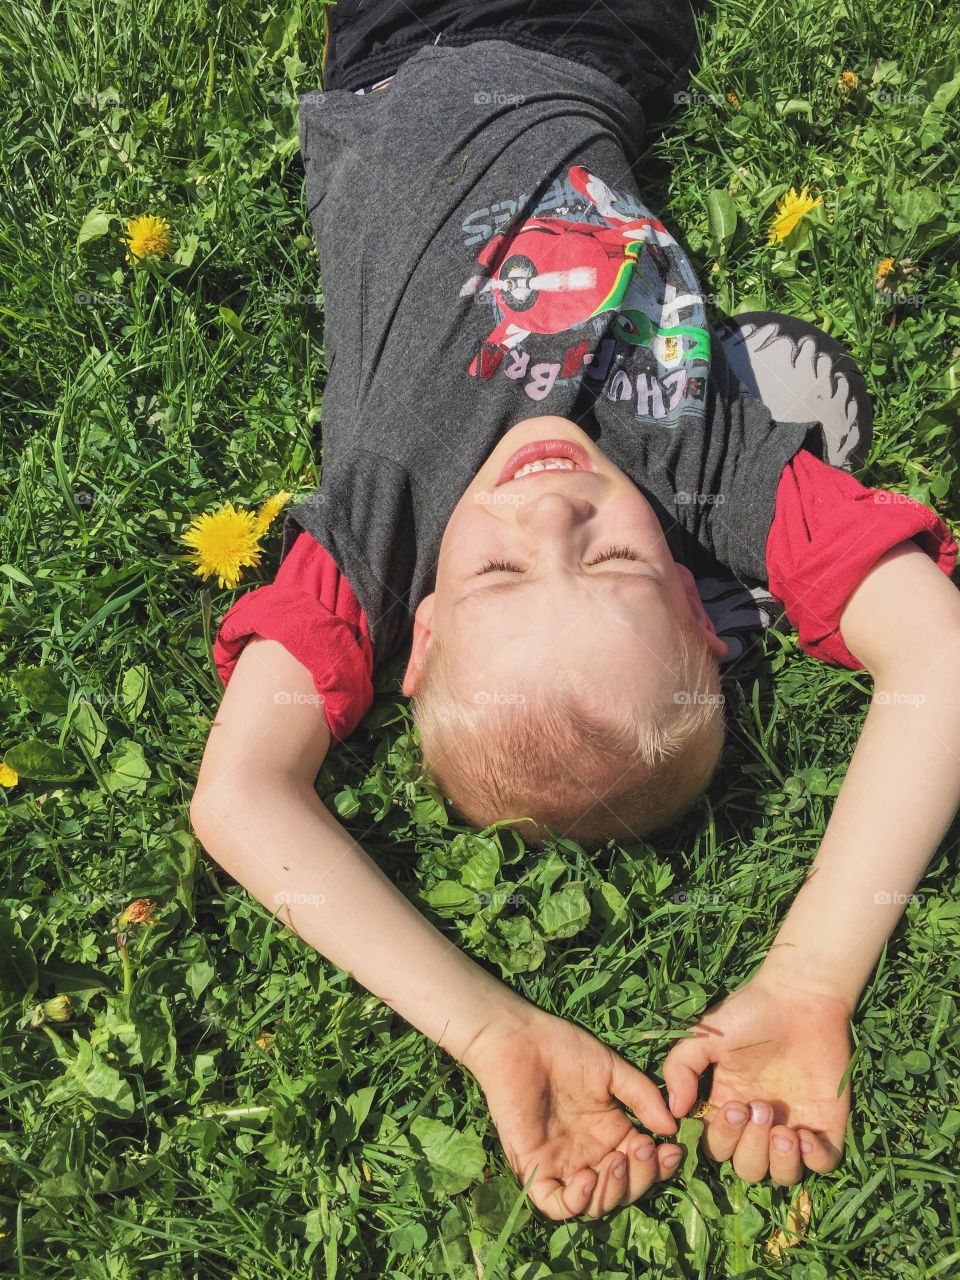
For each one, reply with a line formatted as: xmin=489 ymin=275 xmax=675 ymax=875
xmin=402 ymin=415 xmax=728 ymax=699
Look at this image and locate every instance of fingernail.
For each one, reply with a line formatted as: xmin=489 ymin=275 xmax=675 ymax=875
xmin=633 ymin=1138 xmax=655 ymax=1160
xmin=725 ymin=1104 xmax=749 ymax=1125
xmin=749 ymin=1102 xmax=772 ymax=1125
xmin=662 ymin=1149 xmax=682 ymax=1168
xmin=800 ymin=1138 xmax=813 ymax=1154
xmin=773 ymin=1134 xmax=793 ymax=1153
xmin=668 ymin=1090 xmax=678 ymax=1113
xmin=613 ymin=1159 xmax=627 ymax=1178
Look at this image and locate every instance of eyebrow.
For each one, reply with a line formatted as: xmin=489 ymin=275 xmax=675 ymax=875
xmin=452 ymin=570 xmax=658 ymax=607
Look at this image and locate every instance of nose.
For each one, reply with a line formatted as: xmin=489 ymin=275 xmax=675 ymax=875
xmin=514 ymin=489 xmax=593 ymax=536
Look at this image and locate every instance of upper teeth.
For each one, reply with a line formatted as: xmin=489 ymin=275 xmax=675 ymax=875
xmin=511 ymin=457 xmax=578 ymax=480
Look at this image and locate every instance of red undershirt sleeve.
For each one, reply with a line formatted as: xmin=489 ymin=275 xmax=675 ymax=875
xmin=212 ymin=530 xmax=375 ymax=743
xmin=765 ymin=449 xmax=958 ymax=670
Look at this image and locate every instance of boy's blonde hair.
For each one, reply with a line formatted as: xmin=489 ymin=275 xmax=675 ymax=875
xmin=411 ymin=620 xmax=726 ymax=849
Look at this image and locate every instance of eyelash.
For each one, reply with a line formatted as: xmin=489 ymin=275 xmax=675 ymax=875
xmin=477 ymin=544 xmax=638 ymax=574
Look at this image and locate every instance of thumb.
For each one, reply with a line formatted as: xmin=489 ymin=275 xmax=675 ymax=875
xmin=662 ymin=1026 xmax=716 ymax=1117
xmin=609 ymin=1056 xmax=677 ymax=1136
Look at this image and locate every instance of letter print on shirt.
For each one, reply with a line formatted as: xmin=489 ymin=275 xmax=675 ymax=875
xmin=459 ymin=165 xmax=711 ymax=428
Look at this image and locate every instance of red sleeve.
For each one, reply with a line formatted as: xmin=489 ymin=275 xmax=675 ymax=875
xmin=212 ymin=531 xmax=375 ymax=743
xmin=766 ymin=449 xmax=958 ymax=670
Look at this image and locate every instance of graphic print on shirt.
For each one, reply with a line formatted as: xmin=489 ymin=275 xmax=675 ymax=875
xmin=459 ymin=166 xmax=711 ymax=426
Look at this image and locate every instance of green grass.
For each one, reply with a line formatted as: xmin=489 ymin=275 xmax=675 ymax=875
xmin=2 ymin=0 xmax=960 ymax=1275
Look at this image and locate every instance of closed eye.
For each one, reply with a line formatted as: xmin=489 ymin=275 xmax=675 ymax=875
xmin=476 ymin=545 xmax=640 ymax=574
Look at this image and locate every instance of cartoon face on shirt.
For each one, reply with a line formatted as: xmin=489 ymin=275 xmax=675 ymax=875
xmin=462 ymin=165 xmax=710 ymax=379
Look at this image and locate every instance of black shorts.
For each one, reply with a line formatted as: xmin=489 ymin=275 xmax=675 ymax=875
xmin=322 ymin=0 xmax=704 ymax=124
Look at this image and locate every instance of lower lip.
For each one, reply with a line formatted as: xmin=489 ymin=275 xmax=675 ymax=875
xmin=496 ymin=438 xmax=594 ymax=487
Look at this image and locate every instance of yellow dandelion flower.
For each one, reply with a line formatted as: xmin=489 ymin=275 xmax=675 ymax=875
xmin=180 ymin=502 xmax=264 ymax=589
xmin=181 ymin=491 xmax=292 ymax=589
xmin=0 ymin=762 xmax=18 ymax=788
xmin=124 ymin=214 xmax=173 ymax=261
xmin=726 ymin=90 xmax=741 ymax=109
xmin=876 ymin=256 xmax=895 ymax=282
xmin=252 ymin=490 xmax=293 ymax=537
xmin=117 ymin=898 xmax=161 ymax=928
xmin=256 ymin=1032 xmax=277 ymax=1053
xmin=837 ymin=70 xmax=860 ymax=94
xmin=767 ymin=185 xmax=823 ymax=245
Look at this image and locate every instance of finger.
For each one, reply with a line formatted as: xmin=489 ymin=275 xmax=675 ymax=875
xmin=796 ymin=1127 xmax=844 ymax=1174
xmin=621 ymin=1133 xmax=659 ymax=1203
xmin=662 ymin=1027 xmax=715 ymax=1117
xmin=731 ymin=1100 xmax=773 ymax=1183
xmin=702 ymin=1100 xmax=751 ymax=1163
xmin=584 ymin=1150 xmax=634 ymax=1219
xmin=616 ymin=1131 xmax=665 ymax=1205
xmin=530 ymin=1165 xmax=598 ymax=1221
xmin=769 ymin=1125 xmax=804 ymax=1185
xmin=609 ymin=1056 xmax=677 ymax=1136
xmin=654 ymin=1141 xmax=684 ymax=1184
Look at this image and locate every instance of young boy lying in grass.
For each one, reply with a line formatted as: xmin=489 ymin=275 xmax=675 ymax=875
xmin=190 ymin=0 xmax=960 ymax=1221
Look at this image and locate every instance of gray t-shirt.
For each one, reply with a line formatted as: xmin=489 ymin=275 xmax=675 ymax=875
xmin=281 ymin=39 xmax=827 ymax=663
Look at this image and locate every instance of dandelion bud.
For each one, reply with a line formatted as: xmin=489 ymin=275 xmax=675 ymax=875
xmin=43 ymin=995 xmax=73 ymax=1022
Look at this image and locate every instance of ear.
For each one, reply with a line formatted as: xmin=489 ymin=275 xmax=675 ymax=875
xmin=402 ymin=592 xmax=436 ymax=696
xmin=675 ymin=564 xmax=729 ymax=660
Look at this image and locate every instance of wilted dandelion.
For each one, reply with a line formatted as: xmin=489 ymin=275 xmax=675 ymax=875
xmin=875 ymin=256 xmax=917 ymax=292
xmin=180 ymin=491 xmax=293 ymax=590
xmin=837 ymin=70 xmax=860 ymax=94
xmin=118 ymin=898 xmax=160 ymax=928
xmin=767 ymin=186 xmax=823 ymax=245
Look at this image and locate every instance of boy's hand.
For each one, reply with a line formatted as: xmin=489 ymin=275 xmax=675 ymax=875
xmin=662 ymin=974 xmax=852 ymax=1184
xmin=464 ymin=1009 xmax=683 ymax=1220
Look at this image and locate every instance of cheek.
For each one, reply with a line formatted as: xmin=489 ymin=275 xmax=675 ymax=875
xmin=438 ymin=504 xmax=487 ymax=574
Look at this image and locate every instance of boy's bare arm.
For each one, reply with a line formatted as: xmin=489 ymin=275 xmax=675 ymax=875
xmin=191 ymin=637 xmax=688 ymax=1219
xmin=757 ymin=537 xmax=960 ymax=1007
xmin=663 ymin=537 xmax=960 ymax=1182
xmin=189 ymin=636 xmax=536 ymax=1070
